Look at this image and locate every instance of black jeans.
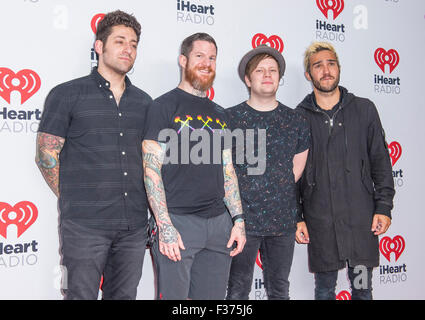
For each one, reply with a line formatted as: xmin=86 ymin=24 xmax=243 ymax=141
xmin=315 ymin=265 xmax=373 ymax=300
xmin=60 ymin=219 xmax=148 ymax=300
xmin=226 ymin=232 xmax=295 ymax=300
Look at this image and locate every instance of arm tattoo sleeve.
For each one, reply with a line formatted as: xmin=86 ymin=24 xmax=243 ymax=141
xmin=142 ymin=140 xmax=178 ymax=244
xmin=35 ymin=132 xmax=65 ymax=197
xmin=222 ymin=149 xmax=243 ymax=218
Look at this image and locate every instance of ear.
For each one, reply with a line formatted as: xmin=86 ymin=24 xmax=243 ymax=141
xmin=305 ymin=71 xmax=312 ymax=81
xmin=94 ymin=40 xmax=104 ymax=56
xmin=244 ymin=75 xmax=251 ymax=88
xmin=179 ymin=54 xmax=187 ymax=69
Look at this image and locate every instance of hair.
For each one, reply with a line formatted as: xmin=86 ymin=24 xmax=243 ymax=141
xmin=303 ymin=41 xmax=340 ymax=74
xmin=245 ymin=53 xmax=280 ymax=80
xmin=180 ymin=32 xmax=217 ymax=58
xmin=96 ymin=10 xmax=141 ymax=44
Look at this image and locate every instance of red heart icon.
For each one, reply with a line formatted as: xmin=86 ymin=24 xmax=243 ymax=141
xmin=336 ymin=290 xmax=351 ymax=300
xmin=0 ymin=68 xmax=41 ymax=104
xmin=380 ymin=235 xmax=405 ymax=262
xmin=316 ymin=0 xmax=345 ymax=20
xmin=252 ymin=33 xmax=284 ymax=53
xmin=388 ymin=141 xmax=402 ymax=166
xmin=206 ymin=87 xmax=215 ymax=101
xmin=0 ymin=201 xmax=38 ymax=239
xmin=374 ymin=48 xmax=400 ymax=74
xmin=255 ymin=250 xmax=263 ymax=270
xmin=91 ymin=13 xmax=105 ymax=34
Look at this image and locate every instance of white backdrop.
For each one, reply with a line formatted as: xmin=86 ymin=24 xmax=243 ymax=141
xmin=0 ymin=0 xmax=424 ymax=300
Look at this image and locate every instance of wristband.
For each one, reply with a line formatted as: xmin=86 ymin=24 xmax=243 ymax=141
xmin=232 ymin=214 xmax=245 ymax=223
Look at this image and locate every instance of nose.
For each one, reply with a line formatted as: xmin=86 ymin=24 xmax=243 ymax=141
xmin=123 ymin=42 xmax=134 ymax=55
xmin=264 ymin=69 xmax=272 ymax=78
xmin=201 ymin=56 xmax=211 ymax=67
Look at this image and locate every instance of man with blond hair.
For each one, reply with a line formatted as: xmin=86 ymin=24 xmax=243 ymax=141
xmin=296 ymin=41 xmax=395 ymax=300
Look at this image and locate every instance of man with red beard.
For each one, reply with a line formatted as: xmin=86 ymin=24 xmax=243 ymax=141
xmin=142 ymin=33 xmax=246 ymax=300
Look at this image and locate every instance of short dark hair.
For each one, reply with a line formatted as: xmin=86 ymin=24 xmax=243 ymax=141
xmin=245 ymin=53 xmax=280 ymax=79
xmin=180 ymin=32 xmax=217 ymax=57
xmin=96 ymin=10 xmax=141 ymax=44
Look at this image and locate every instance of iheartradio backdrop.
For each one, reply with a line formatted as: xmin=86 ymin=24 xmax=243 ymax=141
xmin=0 ymin=0 xmax=424 ymax=300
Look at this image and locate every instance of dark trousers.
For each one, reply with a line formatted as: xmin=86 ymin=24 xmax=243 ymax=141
xmin=315 ymin=265 xmax=373 ymax=300
xmin=60 ymin=219 xmax=148 ymax=300
xmin=151 ymin=212 xmax=233 ymax=300
xmin=226 ymin=232 xmax=295 ymax=300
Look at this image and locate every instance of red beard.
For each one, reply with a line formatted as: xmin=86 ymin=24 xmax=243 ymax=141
xmin=185 ymin=65 xmax=216 ymax=92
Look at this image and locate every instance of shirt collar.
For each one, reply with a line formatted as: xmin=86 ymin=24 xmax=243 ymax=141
xmin=91 ymin=67 xmax=132 ymax=89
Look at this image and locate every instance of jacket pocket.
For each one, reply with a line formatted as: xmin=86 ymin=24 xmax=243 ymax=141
xmin=361 ymin=159 xmax=374 ymax=194
xmin=301 ymin=163 xmax=315 ymax=200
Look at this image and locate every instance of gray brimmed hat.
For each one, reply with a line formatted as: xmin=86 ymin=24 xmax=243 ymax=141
xmin=238 ymin=44 xmax=286 ymax=82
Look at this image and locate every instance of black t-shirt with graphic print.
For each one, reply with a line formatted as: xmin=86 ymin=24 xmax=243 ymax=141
xmin=144 ymin=87 xmax=228 ymax=218
xmin=226 ymin=102 xmax=311 ymax=236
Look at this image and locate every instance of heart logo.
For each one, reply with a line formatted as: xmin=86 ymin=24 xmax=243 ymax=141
xmin=388 ymin=141 xmax=402 ymax=166
xmin=206 ymin=86 xmax=215 ymax=101
xmin=0 ymin=201 xmax=38 ymax=239
xmin=380 ymin=235 xmax=405 ymax=262
xmin=255 ymin=250 xmax=263 ymax=270
xmin=336 ymin=290 xmax=351 ymax=300
xmin=91 ymin=13 xmax=105 ymax=34
xmin=374 ymin=48 xmax=400 ymax=74
xmin=316 ymin=0 xmax=345 ymax=20
xmin=0 ymin=68 xmax=41 ymax=104
xmin=251 ymin=33 xmax=284 ymax=53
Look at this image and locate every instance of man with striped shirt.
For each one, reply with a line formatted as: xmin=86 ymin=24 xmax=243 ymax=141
xmin=35 ymin=10 xmax=152 ymax=300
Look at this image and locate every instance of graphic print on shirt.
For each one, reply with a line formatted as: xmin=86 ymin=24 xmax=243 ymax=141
xmin=173 ymin=114 xmax=227 ymax=134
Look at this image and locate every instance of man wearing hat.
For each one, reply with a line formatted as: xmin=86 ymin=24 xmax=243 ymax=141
xmin=226 ymin=45 xmax=310 ymax=300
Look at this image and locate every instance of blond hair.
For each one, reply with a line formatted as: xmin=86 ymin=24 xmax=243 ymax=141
xmin=303 ymin=42 xmax=340 ymax=74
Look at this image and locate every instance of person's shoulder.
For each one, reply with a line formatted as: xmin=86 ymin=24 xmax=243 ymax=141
xmin=128 ymin=85 xmax=153 ymax=103
xmin=154 ymin=88 xmax=180 ymax=105
xmin=225 ymin=102 xmax=247 ymax=117
xmin=49 ymin=74 xmax=90 ymax=93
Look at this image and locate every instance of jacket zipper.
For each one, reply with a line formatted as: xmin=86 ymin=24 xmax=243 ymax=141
xmin=313 ymin=106 xmax=342 ymax=135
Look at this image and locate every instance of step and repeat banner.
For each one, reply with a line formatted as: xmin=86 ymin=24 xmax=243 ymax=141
xmin=1 ymin=0 xmax=424 ymax=300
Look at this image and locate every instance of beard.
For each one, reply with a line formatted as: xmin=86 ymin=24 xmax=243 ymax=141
xmin=185 ymin=64 xmax=216 ymax=92
xmin=310 ymin=72 xmax=340 ymax=93
xmin=102 ymin=47 xmax=135 ymax=75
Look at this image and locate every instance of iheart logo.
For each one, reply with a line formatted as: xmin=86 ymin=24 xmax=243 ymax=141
xmin=0 ymin=68 xmax=41 ymax=104
xmin=252 ymin=33 xmax=284 ymax=53
xmin=206 ymin=87 xmax=215 ymax=101
xmin=316 ymin=0 xmax=345 ymax=20
xmin=374 ymin=48 xmax=400 ymax=74
xmin=388 ymin=141 xmax=402 ymax=166
xmin=91 ymin=13 xmax=105 ymax=34
xmin=336 ymin=290 xmax=351 ymax=300
xmin=380 ymin=235 xmax=405 ymax=262
xmin=256 ymin=250 xmax=263 ymax=270
xmin=0 ymin=201 xmax=38 ymax=239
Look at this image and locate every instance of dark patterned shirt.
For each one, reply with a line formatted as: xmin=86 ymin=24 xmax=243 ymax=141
xmin=226 ymin=102 xmax=310 ymax=236
xmin=38 ymin=68 xmax=152 ymax=230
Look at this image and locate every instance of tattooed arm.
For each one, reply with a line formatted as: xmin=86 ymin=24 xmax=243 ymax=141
xmin=142 ymin=139 xmax=185 ymax=261
xmin=222 ymin=148 xmax=246 ymax=256
xmin=35 ymin=132 xmax=65 ymax=197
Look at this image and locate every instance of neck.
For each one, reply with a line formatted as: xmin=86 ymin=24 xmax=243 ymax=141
xmin=178 ymin=80 xmax=207 ymax=98
xmin=97 ymin=64 xmax=126 ymax=92
xmin=246 ymin=94 xmax=278 ymax=112
xmin=313 ymin=86 xmax=340 ymax=110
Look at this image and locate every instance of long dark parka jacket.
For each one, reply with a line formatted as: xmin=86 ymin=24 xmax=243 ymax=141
xmin=296 ymin=86 xmax=395 ymax=273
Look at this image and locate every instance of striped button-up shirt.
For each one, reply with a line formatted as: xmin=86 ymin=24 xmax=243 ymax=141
xmin=38 ymin=68 xmax=152 ymax=230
